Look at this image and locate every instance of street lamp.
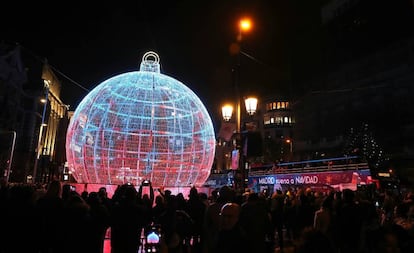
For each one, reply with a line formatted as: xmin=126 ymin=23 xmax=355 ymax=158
xmin=285 ymin=138 xmax=293 ymax=161
xmin=224 ymin=17 xmax=256 ymax=191
xmin=33 ymin=79 xmax=50 ymax=183
xmin=244 ymin=97 xmax=258 ymax=115
xmin=231 ymin=16 xmax=254 ymax=133
xmin=285 ymin=139 xmax=293 ymax=153
xmin=221 ymin=104 xmax=233 ymax=122
xmin=222 ymin=96 xmax=258 ymax=190
xmin=237 ymin=18 xmax=252 ymax=42
xmin=230 ymin=17 xmax=253 ymax=56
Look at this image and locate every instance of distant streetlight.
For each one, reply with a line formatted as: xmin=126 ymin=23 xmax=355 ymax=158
xmin=286 ymin=138 xmax=293 ymax=154
xmin=286 ymin=139 xmax=293 ymax=153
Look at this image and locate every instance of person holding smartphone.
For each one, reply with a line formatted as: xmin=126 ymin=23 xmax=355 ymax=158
xmin=139 ymin=180 xmax=155 ymax=234
xmin=139 ymin=180 xmax=154 ymax=204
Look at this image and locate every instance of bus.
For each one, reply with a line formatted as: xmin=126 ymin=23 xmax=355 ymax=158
xmin=248 ymin=156 xmax=378 ymax=194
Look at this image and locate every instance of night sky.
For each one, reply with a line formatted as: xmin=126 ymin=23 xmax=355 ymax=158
xmin=8 ymin=0 xmax=414 ymax=130
xmin=2 ymin=1 xmax=329 ymax=126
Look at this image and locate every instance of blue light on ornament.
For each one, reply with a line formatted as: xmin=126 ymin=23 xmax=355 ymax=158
xmin=66 ymin=52 xmax=216 ymax=187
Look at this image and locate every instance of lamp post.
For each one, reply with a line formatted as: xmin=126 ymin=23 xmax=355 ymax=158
xmin=223 ymin=17 xmax=256 ymax=191
xmin=33 ymin=79 xmax=50 ymax=183
xmin=222 ymin=96 xmax=257 ymax=191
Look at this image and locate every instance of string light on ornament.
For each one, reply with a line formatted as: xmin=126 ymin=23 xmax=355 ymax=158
xmin=66 ymin=51 xmax=216 ymax=187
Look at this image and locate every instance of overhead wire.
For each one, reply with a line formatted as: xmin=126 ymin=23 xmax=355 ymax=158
xmin=18 ymin=43 xmax=90 ymax=93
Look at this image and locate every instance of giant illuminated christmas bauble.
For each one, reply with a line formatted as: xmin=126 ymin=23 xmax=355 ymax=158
xmin=66 ymin=52 xmax=216 ymax=187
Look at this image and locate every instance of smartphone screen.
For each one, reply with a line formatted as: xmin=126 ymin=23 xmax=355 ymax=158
xmin=142 ymin=185 xmax=150 ymax=197
xmin=142 ymin=180 xmax=150 ymax=197
xmin=146 ymin=231 xmax=160 ymax=244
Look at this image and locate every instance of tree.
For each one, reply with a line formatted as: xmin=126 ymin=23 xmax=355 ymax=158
xmin=343 ymin=123 xmax=388 ymax=170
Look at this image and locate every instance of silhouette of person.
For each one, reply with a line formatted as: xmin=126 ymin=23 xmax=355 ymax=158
xmin=212 ymin=202 xmax=252 ymax=253
xmin=110 ymin=183 xmax=146 ymax=253
xmin=203 ymin=185 xmax=235 ymax=253
xmin=35 ymin=180 xmax=65 ymax=253
xmin=239 ymin=192 xmax=272 ymax=253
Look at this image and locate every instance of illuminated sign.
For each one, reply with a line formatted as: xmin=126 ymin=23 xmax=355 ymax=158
xmin=249 ymin=169 xmax=371 ymax=188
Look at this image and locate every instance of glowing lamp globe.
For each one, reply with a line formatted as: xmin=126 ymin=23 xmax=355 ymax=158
xmin=65 ymin=52 xmax=216 ymax=187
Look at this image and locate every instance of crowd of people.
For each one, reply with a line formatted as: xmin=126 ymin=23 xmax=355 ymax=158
xmin=0 ymin=179 xmax=413 ymax=253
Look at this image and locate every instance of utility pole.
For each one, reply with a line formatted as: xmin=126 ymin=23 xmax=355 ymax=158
xmin=33 ymin=79 xmax=50 ymax=183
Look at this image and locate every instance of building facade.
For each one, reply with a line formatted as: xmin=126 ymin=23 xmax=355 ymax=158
xmin=291 ymin=0 xmax=414 ymax=182
xmin=0 ymin=43 xmax=69 ymax=183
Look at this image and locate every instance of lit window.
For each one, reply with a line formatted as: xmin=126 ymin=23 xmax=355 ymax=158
xmin=264 ymin=116 xmax=270 ymax=125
